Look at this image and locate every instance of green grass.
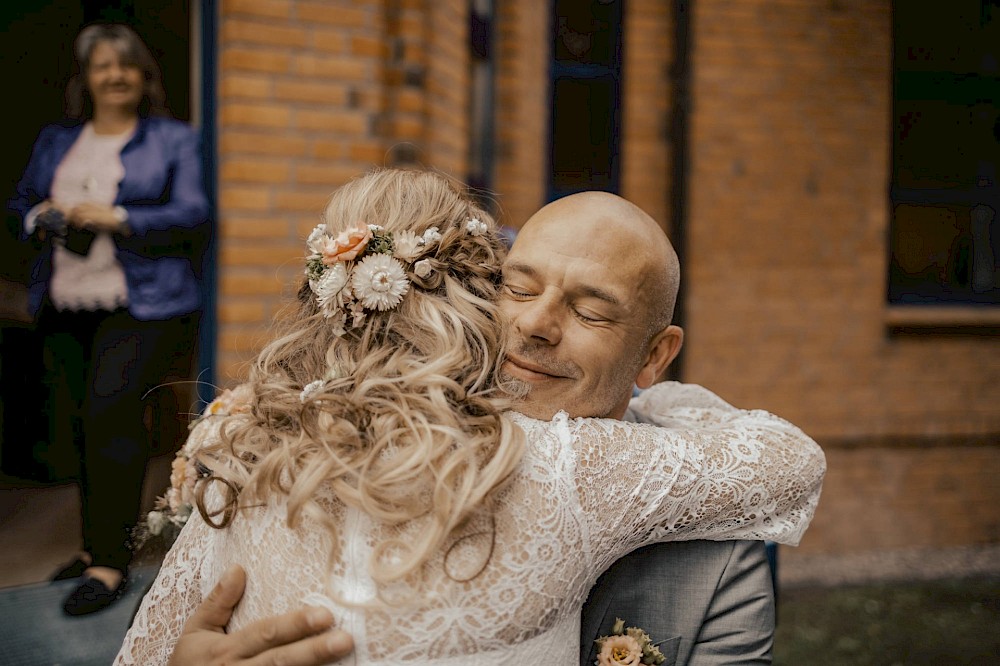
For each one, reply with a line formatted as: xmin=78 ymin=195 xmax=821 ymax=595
xmin=774 ymin=577 xmax=1000 ymax=665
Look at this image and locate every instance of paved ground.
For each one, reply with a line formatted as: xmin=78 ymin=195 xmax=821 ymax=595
xmin=0 ymin=454 xmax=172 ymax=589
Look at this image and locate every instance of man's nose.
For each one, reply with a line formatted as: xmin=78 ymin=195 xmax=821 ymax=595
xmin=513 ymin=295 xmax=562 ymax=345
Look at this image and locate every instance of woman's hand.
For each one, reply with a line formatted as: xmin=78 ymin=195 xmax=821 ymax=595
xmin=67 ymin=201 xmax=129 ymax=234
xmin=31 ymin=200 xmax=72 ymax=240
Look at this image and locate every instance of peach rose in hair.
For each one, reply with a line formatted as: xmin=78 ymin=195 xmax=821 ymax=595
xmin=322 ymin=221 xmax=372 ymax=264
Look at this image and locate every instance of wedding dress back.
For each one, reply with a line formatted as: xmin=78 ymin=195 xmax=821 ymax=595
xmin=117 ymin=383 xmax=824 ymax=665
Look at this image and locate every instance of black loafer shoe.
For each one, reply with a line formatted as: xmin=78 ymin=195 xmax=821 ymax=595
xmin=51 ymin=557 xmax=90 ymax=581
xmin=62 ymin=577 xmax=126 ymax=616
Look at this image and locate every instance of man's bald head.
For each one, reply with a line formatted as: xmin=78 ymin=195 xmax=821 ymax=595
xmin=518 ymin=191 xmax=680 ymax=339
xmin=500 ymin=191 xmax=685 ymax=419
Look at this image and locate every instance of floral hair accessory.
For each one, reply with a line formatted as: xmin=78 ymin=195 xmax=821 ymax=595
xmin=300 ymin=379 xmax=326 ymax=403
xmin=305 ymin=216 xmax=490 ymax=335
xmin=413 ymin=258 xmax=433 ymax=279
xmin=299 ymin=365 xmax=342 ymax=403
xmin=353 ymin=253 xmax=409 ymax=310
xmin=322 ymin=222 xmax=372 ymax=263
xmin=465 ymin=218 xmax=487 ymax=236
xmin=594 ymin=618 xmax=666 ymax=666
xmin=422 ymin=226 xmax=442 ymax=244
xmin=306 ymin=221 xmax=438 ymax=336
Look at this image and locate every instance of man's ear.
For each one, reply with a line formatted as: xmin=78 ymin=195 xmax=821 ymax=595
xmin=635 ymin=325 xmax=684 ymax=389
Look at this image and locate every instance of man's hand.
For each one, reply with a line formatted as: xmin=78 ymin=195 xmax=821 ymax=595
xmin=169 ymin=565 xmax=354 ymax=666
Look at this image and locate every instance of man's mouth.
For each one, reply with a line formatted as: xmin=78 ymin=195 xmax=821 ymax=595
xmin=503 ymin=354 xmax=565 ymax=382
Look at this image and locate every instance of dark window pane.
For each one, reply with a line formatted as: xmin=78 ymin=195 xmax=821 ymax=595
xmin=552 ymin=0 xmax=619 ymax=66
xmin=889 ymin=1 xmax=1000 ymax=304
xmin=550 ymin=77 xmax=615 ymax=195
xmin=894 ymin=97 xmax=999 ymax=190
xmin=890 ymin=203 xmax=999 ymax=303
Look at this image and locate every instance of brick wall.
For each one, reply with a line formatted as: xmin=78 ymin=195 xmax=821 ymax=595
xmin=684 ymin=0 xmax=1000 ymax=441
xmin=493 ymin=0 xmax=548 ymax=229
xmin=216 ymin=0 xmax=470 ymax=382
xmin=621 ymin=0 xmax=672 ymax=233
xmin=797 ymin=446 xmax=1000 ymax=554
xmin=682 ymin=0 xmax=1000 ymax=553
xmin=425 ymin=0 xmax=469 ymax=175
xmin=494 ymin=0 xmax=673 ymax=231
xmin=210 ymin=1 xmax=998 ymax=555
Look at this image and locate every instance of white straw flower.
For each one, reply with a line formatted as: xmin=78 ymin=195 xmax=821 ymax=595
xmin=352 ymin=254 xmax=410 ymax=311
xmin=300 ymin=379 xmax=325 ymax=403
xmin=422 ymin=227 xmax=442 ymax=245
xmin=147 ymin=510 xmax=167 ymax=536
xmin=394 ymin=230 xmax=424 ymax=261
xmin=306 ymin=223 xmax=327 ymax=257
xmin=465 ymin=218 xmax=487 ymax=236
xmin=313 ymin=262 xmax=349 ymax=316
xmin=414 ymin=258 xmax=432 ymax=278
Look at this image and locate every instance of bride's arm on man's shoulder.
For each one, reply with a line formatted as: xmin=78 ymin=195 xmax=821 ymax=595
xmin=566 ymin=384 xmax=825 ymax=565
xmin=131 ymin=395 xmax=355 ymax=666
xmin=114 ymin=506 xmax=213 ymax=665
xmin=114 ymin=403 xmax=238 ymax=665
xmin=626 ymin=381 xmax=752 ymax=424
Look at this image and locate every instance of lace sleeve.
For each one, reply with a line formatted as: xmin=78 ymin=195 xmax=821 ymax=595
xmin=113 ymin=411 xmax=229 ymax=666
xmin=563 ymin=385 xmax=825 ymax=572
xmin=113 ymin=508 xmax=215 ymax=665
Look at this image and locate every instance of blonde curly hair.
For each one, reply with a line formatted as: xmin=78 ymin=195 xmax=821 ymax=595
xmin=195 ymin=168 xmax=525 ymax=590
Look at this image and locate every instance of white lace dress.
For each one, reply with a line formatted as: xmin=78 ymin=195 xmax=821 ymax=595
xmin=116 ymin=382 xmax=824 ymax=665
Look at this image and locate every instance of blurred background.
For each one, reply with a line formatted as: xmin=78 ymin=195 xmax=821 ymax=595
xmin=1 ymin=0 xmax=998 ymax=663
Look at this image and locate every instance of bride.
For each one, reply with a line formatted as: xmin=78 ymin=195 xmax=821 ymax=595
xmin=116 ymin=169 xmax=823 ymax=665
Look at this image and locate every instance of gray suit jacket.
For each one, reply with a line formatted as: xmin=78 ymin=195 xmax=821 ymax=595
xmin=579 ymin=540 xmax=775 ymax=666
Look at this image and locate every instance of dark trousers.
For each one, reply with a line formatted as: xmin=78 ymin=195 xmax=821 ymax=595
xmin=37 ymin=304 xmax=197 ymax=573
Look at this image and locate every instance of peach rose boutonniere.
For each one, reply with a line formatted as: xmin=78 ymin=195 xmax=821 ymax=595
xmin=595 ymin=618 xmax=666 ymax=666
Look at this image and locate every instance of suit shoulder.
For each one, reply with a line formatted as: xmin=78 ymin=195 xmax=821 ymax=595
xmin=630 ymin=381 xmax=737 ymax=414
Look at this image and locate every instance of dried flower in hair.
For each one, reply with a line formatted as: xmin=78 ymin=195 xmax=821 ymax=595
xmin=394 ymin=230 xmax=424 ymax=261
xmin=313 ymin=263 xmax=350 ymax=317
xmin=322 ymin=222 xmax=371 ymax=264
xmin=306 ymin=223 xmax=328 ymax=257
xmin=422 ymin=227 xmax=442 ymax=245
xmin=327 ymin=310 xmax=348 ymax=337
xmin=414 ymin=259 xmax=433 ymax=278
xmin=300 ymin=379 xmax=326 ymax=403
xmin=466 ymin=218 xmax=487 ymax=236
xmin=353 ymin=254 xmax=410 ymax=311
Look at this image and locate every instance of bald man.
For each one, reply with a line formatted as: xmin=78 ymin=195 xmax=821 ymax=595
xmin=167 ymin=192 xmax=781 ymax=665
xmin=500 ymin=193 xmax=774 ymax=665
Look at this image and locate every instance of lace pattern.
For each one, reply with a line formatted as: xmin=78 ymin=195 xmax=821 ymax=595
xmin=116 ymin=382 xmax=824 ymax=665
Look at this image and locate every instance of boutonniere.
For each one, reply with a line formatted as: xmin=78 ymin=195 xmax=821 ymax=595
xmin=594 ymin=617 xmax=666 ymax=665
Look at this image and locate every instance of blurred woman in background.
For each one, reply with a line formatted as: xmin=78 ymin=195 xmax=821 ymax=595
xmin=9 ymin=22 xmax=209 ymax=615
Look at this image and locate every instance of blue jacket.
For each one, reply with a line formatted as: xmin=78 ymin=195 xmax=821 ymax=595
xmin=10 ymin=116 xmax=210 ymax=320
